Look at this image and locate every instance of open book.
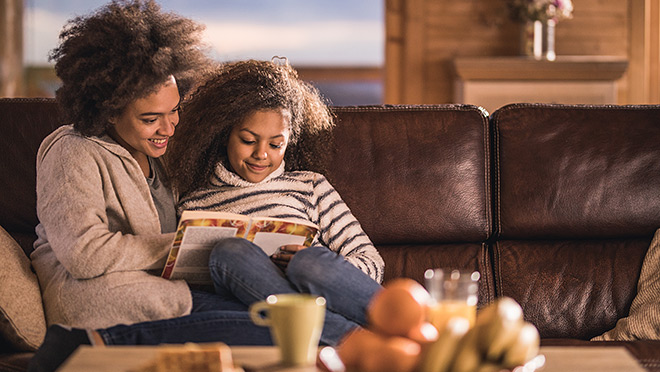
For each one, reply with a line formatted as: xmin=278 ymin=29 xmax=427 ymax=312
xmin=161 ymin=210 xmax=319 ymax=285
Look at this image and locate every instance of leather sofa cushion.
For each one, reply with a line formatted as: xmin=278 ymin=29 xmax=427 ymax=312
xmin=494 ymin=238 xmax=648 ymax=339
xmin=0 ymin=99 xmax=61 ymax=256
xmin=329 ymin=106 xmax=492 ymax=244
xmin=0 ymin=225 xmax=46 ymax=351
xmin=378 ymin=243 xmax=495 ymax=307
xmin=492 ymin=104 xmax=660 ymax=240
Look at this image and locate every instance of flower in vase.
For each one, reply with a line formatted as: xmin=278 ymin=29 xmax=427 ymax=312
xmin=508 ymin=0 xmax=574 ymax=23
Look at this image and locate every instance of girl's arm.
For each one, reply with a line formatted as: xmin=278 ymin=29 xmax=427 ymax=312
xmin=313 ymin=174 xmax=384 ymax=283
xmin=36 ymin=135 xmax=174 ymax=279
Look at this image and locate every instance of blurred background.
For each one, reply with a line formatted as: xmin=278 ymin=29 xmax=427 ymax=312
xmin=1 ymin=0 xmax=659 ymax=108
xmin=7 ymin=0 xmax=385 ymax=105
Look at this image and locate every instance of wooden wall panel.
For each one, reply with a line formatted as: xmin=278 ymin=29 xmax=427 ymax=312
xmin=421 ymin=0 xmax=516 ymax=103
xmin=386 ymin=0 xmax=640 ymax=105
xmin=0 ymin=0 xmax=23 ymax=97
xmin=651 ymin=0 xmax=660 ymax=102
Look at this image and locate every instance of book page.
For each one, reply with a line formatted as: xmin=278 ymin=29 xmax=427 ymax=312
xmin=247 ymin=218 xmax=318 ymax=256
xmin=165 ymin=225 xmax=239 ymax=284
xmin=252 ymin=232 xmax=308 ymax=256
xmin=161 ymin=212 xmax=250 ymax=285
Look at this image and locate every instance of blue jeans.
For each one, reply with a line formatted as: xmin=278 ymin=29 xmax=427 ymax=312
xmin=97 ymin=239 xmax=381 ymax=346
xmin=97 ymin=307 xmax=273 ymax=346
xmin=96 ymin=290 xmax=266 ymax=345
xmin=208 ymin=238 xmax=382 ymax=345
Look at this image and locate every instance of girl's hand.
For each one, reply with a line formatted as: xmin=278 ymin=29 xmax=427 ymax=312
xmin=271 ymin=245 xmax=308 ymax=271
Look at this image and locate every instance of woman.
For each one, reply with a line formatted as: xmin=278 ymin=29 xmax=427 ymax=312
xmin=30 ymin=0 xmax=211 ymax=331
xmin=28 ymin=2 xmax=272 ymax=371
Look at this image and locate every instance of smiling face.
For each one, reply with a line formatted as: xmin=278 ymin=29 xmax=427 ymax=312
xmin=109 ymin=76 xmax=181 ymax=163
xmin=227 ymin=109 xmax=291 ymax=183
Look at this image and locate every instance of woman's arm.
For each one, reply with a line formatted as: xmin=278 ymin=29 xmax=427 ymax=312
xmin=313 ymin=174 xmax=384 ymax=283
xmin=36 ymin=134 xmax=174 ymax=279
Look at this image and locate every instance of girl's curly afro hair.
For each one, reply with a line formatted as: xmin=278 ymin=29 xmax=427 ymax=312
xmin=49 ymin=0 xmax=212 ymax=137
xmin=166 ymin=59 xmax=335 ymax=196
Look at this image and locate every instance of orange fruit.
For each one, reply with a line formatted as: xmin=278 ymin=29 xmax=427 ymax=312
xmin=361 ymin=335 xmax=421 ymax=372
xmin=367 ymin=278 xmax=431 ymax=337
xmin=337 ymin=328 xmax=421 ymax=372
xmin=406 ymin=321 xmax=439 ymax=344
xmin=337 ymin=328 xmax=383 ymax=368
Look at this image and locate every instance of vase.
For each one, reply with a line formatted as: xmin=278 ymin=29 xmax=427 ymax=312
xmin=520 ymin=19 xmax=556 ymax=61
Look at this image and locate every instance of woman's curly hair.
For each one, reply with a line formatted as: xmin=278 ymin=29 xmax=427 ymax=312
xmin=166 ymin=59 xmax=335 ymax=196
xmin=49 ymin=0 xmax=212 ymax=137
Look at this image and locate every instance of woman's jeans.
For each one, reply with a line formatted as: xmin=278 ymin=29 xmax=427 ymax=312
xmin=97 ymin=307 xmax=273 ymax=346
xmin=97 ymin=239 xmax=381 ymax=346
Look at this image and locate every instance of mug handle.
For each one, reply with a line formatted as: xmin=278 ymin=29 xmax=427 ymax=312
xmin=249 ymin=301 xmax=271 ymax=327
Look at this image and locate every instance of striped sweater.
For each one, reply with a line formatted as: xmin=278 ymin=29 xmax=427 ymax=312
xmin=178 ymin=162 xmax=384 ymax=283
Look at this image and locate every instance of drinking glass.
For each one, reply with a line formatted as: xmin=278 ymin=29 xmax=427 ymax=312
xmin=424 ymin=268 xmax=480 ymax=332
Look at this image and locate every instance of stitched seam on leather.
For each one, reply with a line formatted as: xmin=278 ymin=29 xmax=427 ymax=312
xmin=480 ymin=110 xmax=493 ymax=303
xmin=492 ymin=107 xmax=507 ymax=298
xmin=480 ymin=243 xmax=486 ymax=303
xmin=496 ymin=102 xmax=660 ymax=111
xmin=480 ymin=111 xmax=494 ymax=304
xmin=482 ymin=242 xmax=493 ymax=304
xmin=0 ymin=98 xmax=55 ymax=104
xmin=332 ymin=104 xmax=484 ymax=113
xmin=495 ymin=242 xmax=503 ymax=297
xmin=640 ymin=361 xmax=660 ymax=368
xmin=482 ymin=110 xmax=491 ymax=239
xmin=494 ymin=112 xmax=502 ymax=237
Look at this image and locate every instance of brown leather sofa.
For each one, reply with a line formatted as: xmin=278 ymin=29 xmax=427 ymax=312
xmin=1 ymin=98 xmax=659 ymax=371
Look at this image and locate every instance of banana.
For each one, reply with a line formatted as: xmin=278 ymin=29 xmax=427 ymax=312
xmin=417 ymin=297 xmax=538 ymax=372
xmin=476 ymin=297 xmax=524 ymax=361
xmin=501 ymin=321 xmax=540 ymax=368
xmin=449 ymin=324 xmax=483 ymax=372
xmin=417 ymin=317 xmax=470 ymax=372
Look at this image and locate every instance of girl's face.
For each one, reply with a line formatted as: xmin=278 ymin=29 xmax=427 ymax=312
xmin=227 ymin=108 xmax=291 ymax=183
xmin=110 ymin=76 xmax=180 ymax=161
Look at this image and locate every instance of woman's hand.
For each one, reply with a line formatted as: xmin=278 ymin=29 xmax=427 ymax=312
xmin=271 ymin=244 xmax=308 ymax=271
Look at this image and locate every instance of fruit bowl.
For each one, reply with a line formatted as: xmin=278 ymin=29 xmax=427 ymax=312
xmin=326 ymin=279 xmax=544 ymax=372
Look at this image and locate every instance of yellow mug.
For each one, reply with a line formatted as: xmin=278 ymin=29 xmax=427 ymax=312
xmin=249 ymin=294 xmax=326 ymax=366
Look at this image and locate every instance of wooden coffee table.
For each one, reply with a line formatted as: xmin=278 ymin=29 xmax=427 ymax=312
xmin=59 ymin=345 xmax=316 ymax=372
xmin=58 ymin=345 xmax=646 ymax=372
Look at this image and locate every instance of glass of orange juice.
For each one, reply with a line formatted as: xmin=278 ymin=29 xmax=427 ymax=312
xmin=424 ymin=268 xmax=480 ymax=333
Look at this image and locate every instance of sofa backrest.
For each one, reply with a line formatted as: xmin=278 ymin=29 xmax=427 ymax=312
xmin=328 ymin=106 xmax=495 ymax=304
xmin=2 ymin=98 xmax=658 ymax=341
xmin=0 ymin=98 xmax=61 ymax=256
xmin=490 ymin=103 xmax=660 ymax=339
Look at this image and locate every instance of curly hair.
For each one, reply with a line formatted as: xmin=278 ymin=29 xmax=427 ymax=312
xmin=49 ymin=0 xmax=213 ymax=137
xmin=166 ymin=59 xmax=335 ymax=196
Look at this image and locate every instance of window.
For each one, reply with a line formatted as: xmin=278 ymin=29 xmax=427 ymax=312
xmin=24 ymin=0 xmax=384 ymax=104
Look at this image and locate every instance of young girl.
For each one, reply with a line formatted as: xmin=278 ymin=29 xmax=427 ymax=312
xmin=167 ymin=59 xmax=384 ymax=330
